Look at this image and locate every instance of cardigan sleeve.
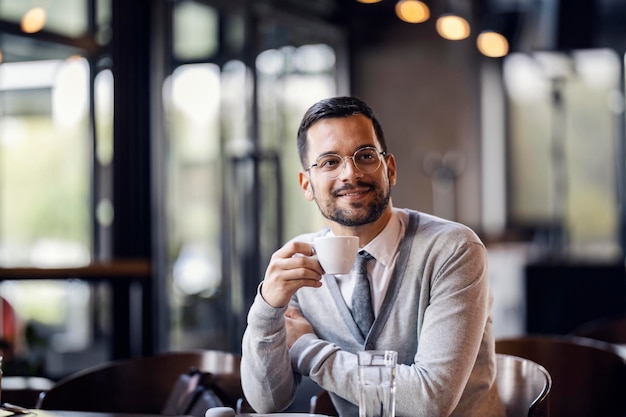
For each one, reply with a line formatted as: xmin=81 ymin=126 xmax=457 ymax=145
xmin=240 ymin=290 xmax=297 ymax=413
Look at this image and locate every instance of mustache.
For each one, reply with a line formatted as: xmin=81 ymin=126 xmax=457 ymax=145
xmin=332 ymin=181 xmax=374 ymax=197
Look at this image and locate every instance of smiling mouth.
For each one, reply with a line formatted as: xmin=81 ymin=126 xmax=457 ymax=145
xmin=335 ymin=187 xmax=370 ymax=198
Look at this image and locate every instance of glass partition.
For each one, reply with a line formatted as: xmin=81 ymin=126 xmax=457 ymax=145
xmin=504 ymin=49 xmax=622 ymax=260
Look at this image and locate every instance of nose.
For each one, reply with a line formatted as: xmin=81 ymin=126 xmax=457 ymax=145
xmin=338 ymin=156 xmax=362 ymax=179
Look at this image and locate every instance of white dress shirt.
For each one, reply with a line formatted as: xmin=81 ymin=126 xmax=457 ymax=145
xmin=331 ymin=208 xmax=407 ymax=316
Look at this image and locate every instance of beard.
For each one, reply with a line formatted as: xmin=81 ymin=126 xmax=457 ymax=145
xmin=312 ymin=180 xmax=391 ymax=227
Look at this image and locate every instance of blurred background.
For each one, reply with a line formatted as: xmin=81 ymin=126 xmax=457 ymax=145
xmin=0 ymin=0 xmax=625 ymax=382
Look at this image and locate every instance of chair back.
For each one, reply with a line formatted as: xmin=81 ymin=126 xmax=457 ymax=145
xmin=36 ymin=350 xmax=243 ymax=414
xmin=495 ymin=353 xmax=551 ymax=417
xmin=570 ymin=315 xmax=626 ymax=345
xmin=496 ymin=335 xmax=626 ymax=417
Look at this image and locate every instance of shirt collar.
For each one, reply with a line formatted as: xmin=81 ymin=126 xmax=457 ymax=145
xmin=361 ymin=209 xmax=403 ymax=268
xmin=325 ymin=209 xmax=404 ymax=268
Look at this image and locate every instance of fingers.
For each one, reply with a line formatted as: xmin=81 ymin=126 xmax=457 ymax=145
xmin=272 ymin=241 xmax=323 ymax=277
xmin=285 ymin=306 xmax=304 ymax=319
xmin=285 ymin=307 xmax=314 ymax=348
xmin=260 ymin=241 xmax=324 ymax=308
xmin=275 ymin=240 xmax=316 ymax=258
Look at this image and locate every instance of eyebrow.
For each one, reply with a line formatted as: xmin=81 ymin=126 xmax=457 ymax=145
xmin=313 ymin=144 xmax=379 ymax=159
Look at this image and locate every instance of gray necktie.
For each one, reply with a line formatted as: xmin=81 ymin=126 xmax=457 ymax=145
xmin=352 ymin=250 xmax=374 ymax=337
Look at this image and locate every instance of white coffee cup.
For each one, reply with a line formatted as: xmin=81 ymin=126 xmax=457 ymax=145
xmin=313 ymin=235 xmax=359 ymax=275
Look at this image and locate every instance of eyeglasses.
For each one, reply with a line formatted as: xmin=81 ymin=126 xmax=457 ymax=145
xmin=306 ymin=147 xmax=387 ymax=180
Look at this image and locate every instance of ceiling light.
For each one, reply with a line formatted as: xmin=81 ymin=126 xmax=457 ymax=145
xmin=395 ymin=0 xmax=430 ymax=24
xmin=477 ymin=31 xmax=509 ymax=58
xmin=21 ymin=7 xmax=46 ymax=33
xmin=436 ymin=14 xmax=470 ymax=40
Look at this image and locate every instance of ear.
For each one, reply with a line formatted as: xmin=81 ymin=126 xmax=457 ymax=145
xmin=386 ymin=154 xmax=397 ymax=186
xmin=298 ymin=170 xmax=315 ymax=201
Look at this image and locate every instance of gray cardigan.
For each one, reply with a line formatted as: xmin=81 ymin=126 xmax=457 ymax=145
xmin=241 ymin=209 xmax=505 ymax=417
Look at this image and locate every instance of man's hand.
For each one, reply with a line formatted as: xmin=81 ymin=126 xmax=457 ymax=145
xmin=285 ymin=306 xmax=315 ymax=348
xmin=261 ymin=241 xmax=324 ymax=308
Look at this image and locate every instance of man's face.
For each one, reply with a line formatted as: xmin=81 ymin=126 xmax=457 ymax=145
xmin=298 ymin=114 xmax=396 ymax=227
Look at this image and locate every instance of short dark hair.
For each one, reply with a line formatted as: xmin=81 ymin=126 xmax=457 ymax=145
xmin=296 ymin=96 xmax=387 ymax=167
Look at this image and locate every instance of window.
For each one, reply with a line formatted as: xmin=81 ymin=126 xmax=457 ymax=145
xmin=0 ymin=49 xmax=106 ymax=377
xmin=504 ymin=49 xmax=622 ymax=259
xmin=0 ymin=1 xmax=115 ymax=379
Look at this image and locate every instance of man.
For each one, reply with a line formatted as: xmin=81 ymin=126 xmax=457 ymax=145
xmin=241 ymin=96 xmax=505 ymax=417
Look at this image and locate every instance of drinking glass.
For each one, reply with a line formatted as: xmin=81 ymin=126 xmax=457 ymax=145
xmin=357 ymin=350 xmax=397 ymax=417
